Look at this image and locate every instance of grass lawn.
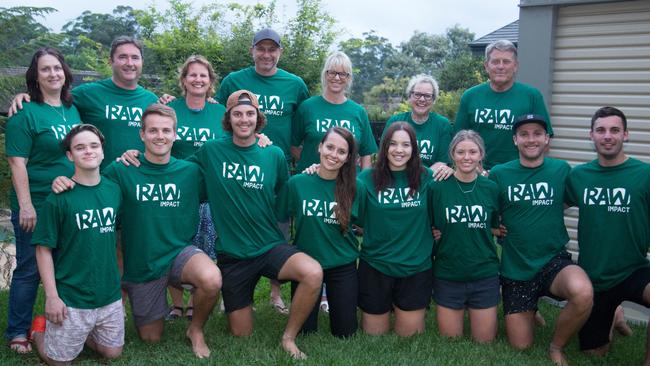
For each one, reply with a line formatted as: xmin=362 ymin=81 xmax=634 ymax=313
xmin=0 ymin=280 xmax=646 ymax=365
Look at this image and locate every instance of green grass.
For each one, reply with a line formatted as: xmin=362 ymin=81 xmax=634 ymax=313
xmin=0 ymin=281 xmax=646 ymax=365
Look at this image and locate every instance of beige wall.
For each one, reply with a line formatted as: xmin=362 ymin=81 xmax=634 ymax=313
xmin=548 ymin=0 xmax=650 ymax=252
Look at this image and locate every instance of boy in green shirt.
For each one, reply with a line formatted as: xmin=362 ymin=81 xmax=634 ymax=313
xmin=32 ymin=124 xmax=123 ymax=365
xmin=490 ymin=114 xmax=592 ymax=365
xmin=191 ymin=90 xmax=322 ymax=360
xmin=566 ymin=107 xmax=650 ymax=362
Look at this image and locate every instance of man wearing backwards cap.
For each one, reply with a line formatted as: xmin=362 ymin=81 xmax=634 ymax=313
xmin=216 ymin=27 xmax=310 ymax=314
xmin=489 ymin=114 xmax=592 ymax=366
xmin=190 ymin=90 xmax=322 ymax=360
xmin=566 ymin=106 xmax=650 ymax=363
xmin=216 ymin=28 xmax=309 ymax=162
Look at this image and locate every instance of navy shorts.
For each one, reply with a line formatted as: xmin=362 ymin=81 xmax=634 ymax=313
xmin=433 ymin=275 xmax=500 ymax=310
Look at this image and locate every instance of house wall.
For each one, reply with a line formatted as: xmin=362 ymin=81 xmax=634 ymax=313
xmin=519 ymin=0 xmax=650 ymax=254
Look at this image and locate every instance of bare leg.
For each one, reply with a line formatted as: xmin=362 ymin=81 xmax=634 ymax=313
xmin=32 ymin=332 xmax=68 ymax=366
xmin=613 ymin=305 xmax=632 ymax=336
xmin=228 ymin=306 xmax=254 ymax=336
xmin=505 ymin=311 xmax=535 ymax=349
xmin=277 ymin=253 xmax=323 ymax=359
xmin=394 ymin=307 xmax=426 ymax=337
xmin=437 ymin=305 xmax=465 ymax=338
xmin=137 ymin=319 xmax=164 ymax=343
xmin=270 ymin=279 xmax=288 ymax=315
xmin=548 ymin=265 xmax=593 ymax=366
xmin=167 ymin=286 xmax=184 ymax=319
xmin=85 ymin=336 xmax=122 ymax=360
xmin=181 ymin=253 xmax=221 ymax=358
xmin=469 ymin=306 xmax=497 ymax=343
xmin=362 ymin=312 xmax=390 ymax=335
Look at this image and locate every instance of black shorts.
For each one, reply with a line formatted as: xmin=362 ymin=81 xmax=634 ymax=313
xmin=433 ymin=275 xmax=500 ymax=310
xmin=501 ymin=251 xmax=574 ymax=314
xmin=218 ymin=243 xmax=298 ymax=313
xmin=579 ymin=266 xmax=650 ymax=351
xmin=358 ymin=260 xmax=433 ymax=314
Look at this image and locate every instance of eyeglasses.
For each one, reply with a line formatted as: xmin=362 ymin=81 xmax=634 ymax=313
xmin=410 ymin=92 xmax=434 ymax=101
xmin=326 ymin=70 xmax=350 ymax=80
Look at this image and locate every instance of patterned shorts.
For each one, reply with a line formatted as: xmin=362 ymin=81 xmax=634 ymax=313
xmin=44 ymin=299 xmax=124 ymax=362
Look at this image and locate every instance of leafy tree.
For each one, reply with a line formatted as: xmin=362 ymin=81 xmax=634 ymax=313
xmin=62 ymin=6 xmax=139 ymax=49
xmin=433 ymin=89 xmax=463 ymax=123
xmin=134 ymin=0 xmax=225 ymax=95
xmin=218 ymin=3 xmax=272 ymax=79
xmin=0 ymin=6 xmax=57 ymax=66
xmin=438 ymin=53 xmax=485 ymax=92
xmin=339 ymin=31 xmax=396 ymax=102
xmin=281 ymin=0 xmax=338 ymax=94
xmin=362 ymin=76 xmax=409 ymax=121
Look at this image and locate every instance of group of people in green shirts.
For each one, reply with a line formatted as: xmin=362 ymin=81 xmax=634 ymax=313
xmin=4 ymin=28 xmax=650 ymax=366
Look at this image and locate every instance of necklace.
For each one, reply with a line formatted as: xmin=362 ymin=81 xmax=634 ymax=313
xmin=455 ymin=175 xmax=478 ymax=194
xmin=48 ymin=103 xmax=66 ymax=122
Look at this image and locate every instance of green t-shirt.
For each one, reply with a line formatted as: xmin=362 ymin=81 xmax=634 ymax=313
xmin=384 ymin=112 xmax=452 ymax=167
xmin=5 ymin=102 xmax=80 ymax=212
xmin=356 ymin=168 xmax=434 ymax=277
xmin=32 ymin=179 xmax=121 ymax=309
xmin=292 ymin=96 xmax=378 ymax=172
xmin=103 ymin=156 xmax=202 ymax=283
xmin=190 ymin=138 xmax=288 ymax=259
xmin=454 ymin=82 xmax=552 ymax=169
xmin=281 ymin=173 xmax=359 ymax=269
xmin=490 ymin=158 xmax=571 ymax=280
xmin=566 ymin=158 xmax=650 ymax=291
xmin=72 ymin=78 xmax=158 ymax=168
xmin=216 ymin=67 xmax=309 ymax=158
xmin=430 ymin=175 xmax=500 ymax=282
xmin=169 ymin=98 xmax=227 ymax=159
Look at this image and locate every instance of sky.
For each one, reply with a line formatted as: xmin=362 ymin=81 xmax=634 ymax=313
xmin=6 ymin=0 xmax=520 ymax=46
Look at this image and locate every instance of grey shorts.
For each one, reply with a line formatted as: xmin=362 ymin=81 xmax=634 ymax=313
xmin=433 ymin=275 xmax=500 ymax=310
xmin=122 ymin=246 xmax=202 ymax=327
xmin=45 ymin=299 xmax=124 ymax=362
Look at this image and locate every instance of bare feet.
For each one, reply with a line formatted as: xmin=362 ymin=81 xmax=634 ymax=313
xmin=613 ymin=305 xmax=633 ymax=337
xmin=549 ymin=343 xmax=569 ymax=366
xmin=281 ymin=335 xmax=306 ymax=360
xmin=186 ymin=326 xmax=210 ymax=359
xmin=270 ymin=297 xmax=289 ymax=315
xmin=535 ymin=311 xmax=547 ymax=327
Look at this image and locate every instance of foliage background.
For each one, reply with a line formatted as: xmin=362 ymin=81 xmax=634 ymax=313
xmin=0 ymin=0 xmax=487 ymax=207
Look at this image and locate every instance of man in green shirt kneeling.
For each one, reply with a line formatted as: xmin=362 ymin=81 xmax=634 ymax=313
xmin=566 ymin=107 xmax=650 ymax=363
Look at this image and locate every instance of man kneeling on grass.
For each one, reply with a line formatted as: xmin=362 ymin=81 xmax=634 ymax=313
xmin=54 ymin=105 xmax=222 ymax=358
xmin=32 ymin=124 xmax=123 ymax=365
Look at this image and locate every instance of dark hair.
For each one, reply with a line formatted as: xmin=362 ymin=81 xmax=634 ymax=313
xmin=26 ymin=47 xmax=73 ymax=107
xmin=110 ymin=36 xmax=143 ymax=60
xmin=321 ymin=127 xmax=358 ymax=233
xmin=591 ymin=106 xmax=627 ymax=131
xmin=372 ymin=122 xmax=423 ymax=194
xmin=61 ymin=124 xmax=105 ymax=152
xmin=222 ymin=103 xmax=267 ymax=133
xmin=142 ymin=104 xmax=178 ymax=130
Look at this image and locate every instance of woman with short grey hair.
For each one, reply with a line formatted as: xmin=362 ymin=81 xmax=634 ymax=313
xmin=383 ymin=74 xmax=454 ymax=180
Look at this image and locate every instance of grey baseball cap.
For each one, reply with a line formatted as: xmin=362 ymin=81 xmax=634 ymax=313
xmin=252 ymin=28 xmax=282 ymax=47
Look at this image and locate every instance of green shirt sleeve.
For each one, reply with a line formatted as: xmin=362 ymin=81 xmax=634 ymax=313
xmin=5 ymin=110 xmax=32 ymax=157
xmin=435 ymin=120 xmax=453 ymax=163
xmin=291 ymin=104 xmax=306 ymax=147
xmin=32 ymin=194 xmax=60 ymax=248
xmin=358 ymin=109 xmax=378 ymax=156
xmin=531 ymin=89 xmax=553 ymax=136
